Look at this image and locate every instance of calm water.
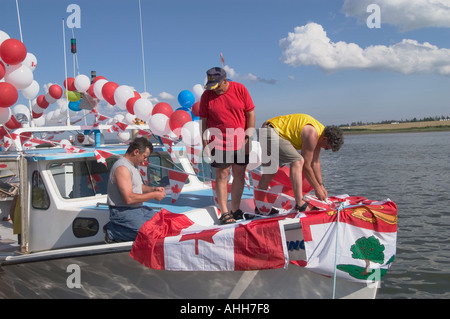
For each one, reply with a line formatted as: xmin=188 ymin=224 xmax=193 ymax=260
xmin=320 ymin=131 xmax=450 ymax=298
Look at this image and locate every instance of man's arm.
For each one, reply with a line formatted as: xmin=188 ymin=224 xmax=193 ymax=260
xmin=115 ymin=166 xmax=165 ymax=205
xmin=301 ymin=126 xmax=327 ymax=200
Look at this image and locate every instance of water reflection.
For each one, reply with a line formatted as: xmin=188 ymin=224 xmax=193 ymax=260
xmin=321 ymin=131 xmax=450 ymax=298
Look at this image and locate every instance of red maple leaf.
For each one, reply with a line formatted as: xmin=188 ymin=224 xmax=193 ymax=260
xmin=259 ymin=205 xmax=270 ymax=213
xmin=281 ymin=200 xmax=293 ymax=210
xmin=180 ymin=228 xmax=221 ymax=255
xmin=172 ymin=183 xmax=182 ymax=194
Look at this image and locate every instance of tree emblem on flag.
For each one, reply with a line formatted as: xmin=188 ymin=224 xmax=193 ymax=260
xmin=337 ymin=235 xmax=395 ymax=280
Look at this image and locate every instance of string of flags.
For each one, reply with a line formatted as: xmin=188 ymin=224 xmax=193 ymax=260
xmin=0 ymin=108 xmax=312 ymax=209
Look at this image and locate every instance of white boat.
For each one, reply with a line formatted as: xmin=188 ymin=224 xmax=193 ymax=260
xmin=0 ymin=124 xmax=396 ymax=299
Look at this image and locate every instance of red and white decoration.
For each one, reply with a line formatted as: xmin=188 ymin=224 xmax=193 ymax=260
xmin=130 ymin=209 xmax=291 ymax=271
xmin=168 ymin=170 xmax=189 ymax=203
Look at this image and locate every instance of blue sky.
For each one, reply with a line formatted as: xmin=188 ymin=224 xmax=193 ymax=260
xmin=1 ymin=0 xmax=450 ymax=127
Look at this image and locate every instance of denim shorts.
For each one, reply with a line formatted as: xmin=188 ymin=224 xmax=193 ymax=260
xmin=105 ymin=205 xmax=156 ymax=242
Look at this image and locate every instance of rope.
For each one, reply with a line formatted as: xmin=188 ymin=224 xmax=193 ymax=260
xmin=138 ymin=0 xmax=147 ymax=93
xmin=332 ymin=202 xmax=344 ymax=299
xmin=15 ymin=0 xmax=23 ymax=42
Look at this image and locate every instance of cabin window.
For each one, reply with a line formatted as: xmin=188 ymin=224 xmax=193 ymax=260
xmin=72 ymin=217 xmax=99 ymax=238
xmin=148 ymin=152 xmax=176 ymax=187
xmin=31 ymin=171 xmax=50 ymax=210
xmin=49 ymin=158 xmax=117 ymax=199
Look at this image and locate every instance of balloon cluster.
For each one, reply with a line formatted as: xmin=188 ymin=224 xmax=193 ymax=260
xmin=148 ymin=89 xmax=202 ymax=146
xmin=0 ymin=30 xmax=63 ymax=129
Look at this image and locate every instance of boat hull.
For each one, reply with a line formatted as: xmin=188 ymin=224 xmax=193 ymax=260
xmin=0 ymin=244 xmax=378 ymax=299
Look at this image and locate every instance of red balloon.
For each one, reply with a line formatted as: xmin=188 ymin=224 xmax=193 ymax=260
xmin=36 ymin=94 xmax=49 ymax=109
xmin=102 ymin=81 xmax=118 ymax=105
xmin=152 ymin=102 xmax=173 ymax=116
xmin=0 ymin=39 xmax=27 ymax=65
xmin=92 ymin=76 xmax=106 ymax=84
xmin=125 ymin=92 xmax=142 ymax=114
xmin=32 ymin=111 xmax=43 ymax=119
xmin=88 ymin=83 xmax=96 ymax=98
xmin=0 ymin=127 xmax=8 ymax=138
xmin=49 ymin=84 xmax=63 ymax=99
xmin=0 ymin=61 xmax=5 ymax=80
xmin=64 ymin=77 xmax=76 ymax=91
xmin=0 ymin=82 xmax=18 ymax=108
xmin=5 ymin=115 xmax=22 ymax=130
xmin=191 ymin=101 xmax=200 ymax=117
xmin=169 ymin=110 xmax=192 ymax=136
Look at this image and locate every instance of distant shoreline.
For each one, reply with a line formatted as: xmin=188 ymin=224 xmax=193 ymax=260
xmin=342 ymin=120 xmax=450 ymax=135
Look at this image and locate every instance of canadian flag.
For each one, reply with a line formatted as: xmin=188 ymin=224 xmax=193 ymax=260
xmin=138 ymin=160 xmax=149 ymax=184
xmin=253 ymin=188 xmax=279 ymax=215
xmin=95 ymin=149 xmax=115 ymax=166
xmin=185 ymin=145 xmax=200 ymax=174
xmin=168 ymin=170 xmax=189 ymax=203
xmin=3 ymin=133 xmax=20 ymax=151
xmin=23 ymin=137 xmax=56 ymax=148
xmin=160 ymin=136 xmax=177 ymax=162
xmin=130 ymin=209 xmax=293 ymax=271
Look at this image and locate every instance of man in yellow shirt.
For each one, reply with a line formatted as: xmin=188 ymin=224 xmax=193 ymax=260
xmin=258 ymin=114 xmax=343 ymax=212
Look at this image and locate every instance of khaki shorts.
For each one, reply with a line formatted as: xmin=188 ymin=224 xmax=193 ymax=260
xmin=260 ymin=123 xmax=303 ymax=171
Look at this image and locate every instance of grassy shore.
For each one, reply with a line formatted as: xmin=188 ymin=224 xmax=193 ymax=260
xmin=342 ymin=120 xmax=450 ymax=134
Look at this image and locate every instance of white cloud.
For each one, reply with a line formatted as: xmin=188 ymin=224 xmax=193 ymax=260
xmin=223 ymin=65 xmax=276 ymax=85
xmin=158 ymin=91 xmax=175 ymax=100
xmin=343 ymin=0 xmax=450 ymax=31
xmin=279 ymin=22 xmax=450 ymax=75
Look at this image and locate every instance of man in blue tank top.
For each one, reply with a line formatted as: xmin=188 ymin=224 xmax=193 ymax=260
xmin=104 ymin=137 xmax=166 ymax=242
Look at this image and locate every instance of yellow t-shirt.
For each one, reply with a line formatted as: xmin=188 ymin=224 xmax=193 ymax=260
xmin=267 ymin=114 xmax=325 ymax=150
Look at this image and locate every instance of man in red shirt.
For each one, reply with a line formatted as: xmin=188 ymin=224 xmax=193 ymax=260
xmin=200 ymin=67 xmax=255 ymax=224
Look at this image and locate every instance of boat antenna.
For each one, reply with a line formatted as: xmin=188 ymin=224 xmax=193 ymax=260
xmin=62 ymin=19 xmax=71 ymax=126
xmin=138 ymin=0 xmax=147 ymax=93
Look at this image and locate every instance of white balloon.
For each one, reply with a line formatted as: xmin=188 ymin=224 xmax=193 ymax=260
xmin=44 ymin=92 xmax=57 ymax=104
xmin=22 ymin=53 xmax=37 ymax=72
xmin=0 ymin=106 xmax=11 ymax=124
xmin=133 ymin=98 xmax=153 ymax=120
xmin=31 ymin=99 xmax=45 ymax=114
xmin=113 ymin=114 xmax=125 ymax=122
xmin=33 ymin=114 xmax=46 ymax=127
xmin=114 ymin=85 xmax=134 ymax=110
xmin=13 ymin=104 xmax=30 ymax=122
xmin=181 ymin=121 xmax=201 ymax=146
xmin=74 ymin=74 xmax=90 ymax=92
xmin=21 ymin=80 xmax=40 ymax=100
xmin=4 ymin=64 xmax=33 ymax=90
xmin=0 ymin=30 xmax=10 ymax=46
xmin=125 ymin=112 xmax=136 ymax=125
xmin=117 ymin=131 xmax=131 ymax=142
xmin=93 ymin=79 xmax=107 ymax=101
xmin=148 ymin=113 xmax=170 ymax=136
xmin=192 ymin=84 xmax=204 ymax=101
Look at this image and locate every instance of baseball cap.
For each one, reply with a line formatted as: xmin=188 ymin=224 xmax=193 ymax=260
xmin=204 ymin=67 xmax=227 ymax=90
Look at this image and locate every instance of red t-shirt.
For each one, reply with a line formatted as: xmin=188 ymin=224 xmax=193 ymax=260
xmin=199 ymin=81 xmax=255 ymax=151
